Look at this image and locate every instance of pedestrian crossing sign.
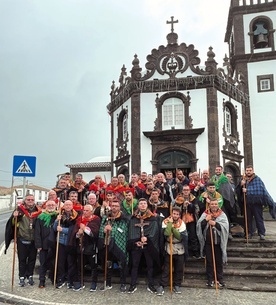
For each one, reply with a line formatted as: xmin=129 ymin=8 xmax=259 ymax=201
xmin=13 ymin=155 xmax=36 ymax=177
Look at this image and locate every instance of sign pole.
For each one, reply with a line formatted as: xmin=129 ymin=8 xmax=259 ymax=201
xmin=23 ymin=177 xmax=26 ymax=198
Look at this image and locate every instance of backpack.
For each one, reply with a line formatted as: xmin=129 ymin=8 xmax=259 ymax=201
xmin=230 ymin=223 xmax=245 ymax=237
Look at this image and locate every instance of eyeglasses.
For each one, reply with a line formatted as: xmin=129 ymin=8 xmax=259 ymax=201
xmin=26 ymin=199 xmax=34 ymax=201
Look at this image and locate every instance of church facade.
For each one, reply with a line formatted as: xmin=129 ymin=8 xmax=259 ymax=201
xmin=107 ymin=0 xmax=276 ymax=197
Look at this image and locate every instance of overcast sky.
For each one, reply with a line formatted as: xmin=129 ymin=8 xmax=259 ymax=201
xmin=0 ymin=0 xmax=230 ymax=188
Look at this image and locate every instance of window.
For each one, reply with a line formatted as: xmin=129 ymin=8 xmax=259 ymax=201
xmin=257 ymin=74 xmax=274 ymax=92
xmin=123 ymin=113 xmax=127 ymax=141
xmin=39 ymin=191 xmax=42 ymax=200
xmin=225 ymin=107 xmax=231 ymax=135
xmin=223 ymin=101 xmax=237 ymax=138
xmin=162 ymin=98 xmax=184 ymax=129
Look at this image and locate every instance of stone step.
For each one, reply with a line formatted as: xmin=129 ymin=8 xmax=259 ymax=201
xmin=184 ymin=266 xmax=276 ymax=283
xmin=227 ymin=246 xmax=276 ymax=258
xmin=181 ymin=278 xmax=276 ymax=292
xmin=226 ymin=257 xmax=276 ymax=269
xmin=186 ymin=256 xmax=276 ymax=270
xmin=228 ymin=238 xmax=276 ymax=248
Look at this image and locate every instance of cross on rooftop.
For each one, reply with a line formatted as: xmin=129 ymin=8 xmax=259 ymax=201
xmin=166 ymin=16 xmax=178 ymax=33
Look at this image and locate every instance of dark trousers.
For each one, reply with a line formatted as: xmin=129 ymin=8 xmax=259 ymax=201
xmin=56 ymin=244 xmax=77 ymax=284
xmin=75 ymin=252 xmax=98 ymax=284
xmin=130 ymin=248 xmax=154 ymax=286
xmin=105 ymin=251 xmax=127 ymax=285
xmin=186 ymin=222 xmax=199 ymax=256
xmin=246 ymin=203 xmax=265 ymax=236
xmin=39 ymin=248 xmax=55 ymax=282
xmin=222 ymin=199 xmax=237 ymax=224
xmin=160 ymin=253 xmax=184 ymax=287
xmin=17 ymin=239 xmax=37 ymax=278
xmin=205 ymin=243 xmax=223 ymax=282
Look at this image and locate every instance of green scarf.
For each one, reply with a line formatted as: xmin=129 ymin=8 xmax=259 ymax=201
xmin=211 ymin=174 xmax=228 ymax=191
xmin=38 ymin=211 xmax=58 ymax=227
xmin=122 ymin=198 xmax=138 ymax=215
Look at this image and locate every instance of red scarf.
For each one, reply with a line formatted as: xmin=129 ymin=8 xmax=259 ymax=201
xmin=77 ymin=214 xmax=97 ymax=226
xmin=204 ymin=208 xmax=223 ymax=219
xmin=19 ymin=204 xmax=41 ymax=218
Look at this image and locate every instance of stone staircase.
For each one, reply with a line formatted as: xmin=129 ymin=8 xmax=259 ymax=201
xmin=183 ymin=226 xmax=276 ymax=292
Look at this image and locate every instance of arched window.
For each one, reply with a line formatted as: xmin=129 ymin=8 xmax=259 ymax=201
xmin=223 ymin=101 xmax=237 ymax=138
xmin=225 ymin=107 xmax=231 ymax=135
xmin=117 ymin=109 xmax=128 ymax=156
xmin=162 ymin=98 xmax=184 ymax=130
xmin=123 ymin=113 xmax=128 ymax=141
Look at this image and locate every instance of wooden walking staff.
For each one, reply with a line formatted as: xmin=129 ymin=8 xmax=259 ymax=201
xmin=209 ymin=223 xmax=219 ymax=295
xmin=80 ymin=235 xmax=84 ymax=288
xmin=103 ymin=213 xmax=112 ymax=291
xmin=11 ymin=212 xmax=18 ymax=291
xmin=53 ymin=199 xmax=62 ymax=287
xmin=169 ymin=203 xmax=173 ymax=294
xmin=242 ymin=172 xmax=249 ymax=244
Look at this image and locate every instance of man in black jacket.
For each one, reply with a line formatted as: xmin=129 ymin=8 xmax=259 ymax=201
xmin=35 ymin=200 xmax=58 ymax=288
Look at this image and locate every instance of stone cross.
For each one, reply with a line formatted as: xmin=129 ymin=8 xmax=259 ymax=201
xmin=166 ymin=16 xmax=179 ymax=33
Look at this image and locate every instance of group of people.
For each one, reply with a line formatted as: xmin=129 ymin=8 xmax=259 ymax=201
xmin=4 ymin=165 xmax=274 ymax=295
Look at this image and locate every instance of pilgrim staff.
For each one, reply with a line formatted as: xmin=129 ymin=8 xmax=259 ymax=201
xmin=80 ymin=235 xmax=84 ymax=288
xmin=103 ymin=214 xmax=111 ymax=291
xmin=169 ymin=200 xmax=173 ymax=294
xmin=242 ymin=173 xmax=249 ymax=244
xmin=209 ymin=222 xmax=218 ymax=295
xmin=53 ymin=199 xmax=62 ymax=287
xmin=11 ymin=212 xmax=17 ymax=292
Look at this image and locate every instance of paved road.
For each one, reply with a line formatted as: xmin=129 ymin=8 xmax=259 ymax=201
xmin=0 ymin=210 xmax=11 ymax=244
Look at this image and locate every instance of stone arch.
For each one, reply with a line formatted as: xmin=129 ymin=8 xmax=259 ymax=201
xmin=249 ymin=15 xmax=275 ymax=52
xmin=224 ymin=161 xmax=240 ymax=185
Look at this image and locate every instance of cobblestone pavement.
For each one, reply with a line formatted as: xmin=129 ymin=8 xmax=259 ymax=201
xmin=1 ymin=247 xmax=276 ymax=305
xmin=1 ymin=220 xmax=276 ymax=305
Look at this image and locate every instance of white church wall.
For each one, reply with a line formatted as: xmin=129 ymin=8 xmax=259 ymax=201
xmin=140 ymin=93 xmax=159 ymax=173
xmin=243 ymin=11 xmax=276 ymax=54
xmin=248 ymin=60 xmax=276 ymax=199
xmin=188 ymin=88 xmax=209 ymax=170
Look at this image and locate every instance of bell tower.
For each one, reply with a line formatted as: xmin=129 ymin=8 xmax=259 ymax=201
xmin=225 ymin=0 xmax=276 ymax=189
